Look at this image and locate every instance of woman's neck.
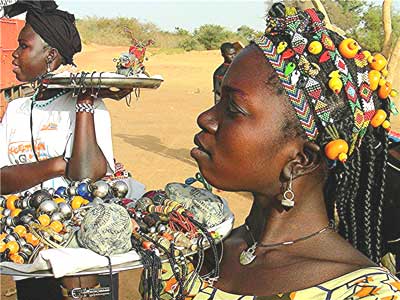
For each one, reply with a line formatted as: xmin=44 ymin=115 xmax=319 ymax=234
xmin=247 ymin=177 xmax=329 ymax=247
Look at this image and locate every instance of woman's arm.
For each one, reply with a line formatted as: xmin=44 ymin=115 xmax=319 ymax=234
xmin=0 ymin=157 xmax=66 ymax=194
xmin=66 ymin=93 xmax=107 ymax=181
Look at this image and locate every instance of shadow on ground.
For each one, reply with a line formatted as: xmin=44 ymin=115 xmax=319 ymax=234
xmin=115 ymin=134 xmax=197 ymax=167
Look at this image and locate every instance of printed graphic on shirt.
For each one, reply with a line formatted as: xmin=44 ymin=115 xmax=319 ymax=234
xmin=8 ymin=140 xmax=48 ymax=164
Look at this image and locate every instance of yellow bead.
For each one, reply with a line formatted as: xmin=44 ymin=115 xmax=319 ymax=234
xmin=10 ymin=253 xmax=24 ymax=264
xmin=25 ymin=233 xmax=40 ymax=246
xmin=338 ymin=153 xmax=348 ymax=163
xmin=390 ymin=89 xmax=398 ymax=97
xmin=53 ymin=197 xmax=66 ymax=204
xmin=382 ymin=120 xmax=391 ymax=129
xmin=38 ymin=214 xmax=51 ymax=226
xmin=14 ymin=225 xmax=27 ymax=238
xmin=49 ymin=221 xmax=63 ymax=233
xmin=11 ymin=208 xmax=22 ymax=217
xmin=381 ymin=69 xmax=389 ymax=77
xmin=71 ymin=196 xmax=85 ymax=210
xmin=379 ymin=78 xmax=387 ymax=87
xmin=6 ymin=195 xmax=19 ymax=210
xmin=308 ymin=41 xmax=323 ymax=55
xmin=328 ymin=77 xmax=343 ymax=94
xmin=363 ymin=50 xmax=372 ymax=59
xmin=6 ymin=240 xmax=20 ymax=254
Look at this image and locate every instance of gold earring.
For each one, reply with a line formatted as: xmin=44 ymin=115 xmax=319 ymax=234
xmin=281 ymin=174 xmax=295 ymax=209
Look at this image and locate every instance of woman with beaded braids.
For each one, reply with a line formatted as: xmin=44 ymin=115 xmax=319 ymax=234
xmin=141 ymin=3 xmax=400 ymax=300
xmin=0 ymin=1 xmax=127 ymax=299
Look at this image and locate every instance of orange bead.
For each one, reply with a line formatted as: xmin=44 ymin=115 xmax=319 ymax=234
xmin=25 ymin=233 xmax=40 ymax=246
xmin=378 ymin=81 xmax=392 ymax=99
xmin=6 ymin=240 xmax=20 ymax=254
xmin=142 ymin=240 xmax=154 ymax=250
xmin=53 ymin=197 xmax=66 ymax=204
xmin=6 ymin=195 xmax=19 ymax=211
xmin=0 ymin=233 xmax=7 ymax=241
xmin=324 ymin=139 xmax=349 ymax=161
xmin=338 ymin=38 xmax=359 ymax=59
xmin=49 ymin=221 xmax=63 ymax=233
xmin=369 ymin=53 xmax=387 ymax=71
xmin=14 ymin=225 xmax=27 ymax=238
xmin=11 ymin=208 xmax=22 ymax=217
xmin=370 ymin=109 xmax=387 ymax=127
xmin=10 ymin=253 xmax=25 ymax=264
xmin=38 ymin=214 xmax=51 ymax=226
xmin=162 ymin=232 xmax=173 ymax=241
xmin=368 ymin=70 xmax=381 ymax=91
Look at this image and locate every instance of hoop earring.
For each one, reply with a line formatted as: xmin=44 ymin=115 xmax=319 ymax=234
xmin=281 ymin=174 xmax=295 ymax=209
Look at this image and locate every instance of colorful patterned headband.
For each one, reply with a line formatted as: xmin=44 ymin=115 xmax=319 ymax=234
xmin=255 ymin=3 xmax=398 ymax=162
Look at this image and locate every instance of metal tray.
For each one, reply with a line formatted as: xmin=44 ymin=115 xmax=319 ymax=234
xmin=44 ymin=75 xmax=163 ymax=90
xmin=0 ymin=214 xmax=234 ymax=277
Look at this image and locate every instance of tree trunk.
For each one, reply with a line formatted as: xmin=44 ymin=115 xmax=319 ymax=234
xmin=382 ymin=0 xmax=393 ymax=57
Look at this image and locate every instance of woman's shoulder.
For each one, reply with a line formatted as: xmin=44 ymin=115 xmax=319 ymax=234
xmin=290 ymin=267 xmax=400 ymax=300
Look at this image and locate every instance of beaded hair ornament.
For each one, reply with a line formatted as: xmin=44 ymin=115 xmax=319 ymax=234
xmin=255 ymin=3 xmax=398 ymax=162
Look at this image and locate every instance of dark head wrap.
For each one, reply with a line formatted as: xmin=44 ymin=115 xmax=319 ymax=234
xmin=4 ymin=0 xmax=81 ymax=65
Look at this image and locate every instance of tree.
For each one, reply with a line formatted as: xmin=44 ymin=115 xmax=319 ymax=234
xmin=194 ymin=24 xmax=231 ymax=50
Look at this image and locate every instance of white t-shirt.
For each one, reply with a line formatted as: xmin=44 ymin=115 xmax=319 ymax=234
xmin=0 ymin=91 xmax=115 ymax=192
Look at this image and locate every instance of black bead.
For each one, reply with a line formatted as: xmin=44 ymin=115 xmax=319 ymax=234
xmin=269 ymin=3 xmax=286 ymax=18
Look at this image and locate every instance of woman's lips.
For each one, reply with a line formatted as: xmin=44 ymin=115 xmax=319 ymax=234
xmin=192 ymin=134 xmax=211 ymax=157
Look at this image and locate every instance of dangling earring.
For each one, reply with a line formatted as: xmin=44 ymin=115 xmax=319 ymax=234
xmin=281 ymin=174 xmax=295 ymax=209
xmin=47 ymin=60 xmax=51 ymax=73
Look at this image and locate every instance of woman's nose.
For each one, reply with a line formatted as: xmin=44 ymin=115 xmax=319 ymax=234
xmin=12 ymin=48 xmax=18 ymax=59
xmin=197 ymin=105 xmax=218 ymax=134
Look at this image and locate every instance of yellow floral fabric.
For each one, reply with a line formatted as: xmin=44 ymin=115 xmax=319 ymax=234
xmin=141 ymin=265 xmax=400 ymax=300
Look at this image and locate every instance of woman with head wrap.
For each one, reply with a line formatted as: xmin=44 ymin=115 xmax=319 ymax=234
xmin=139 ymin=3 xmax=400 ymax=300
xmin=0 ymin=1 xmax=125 ymax=299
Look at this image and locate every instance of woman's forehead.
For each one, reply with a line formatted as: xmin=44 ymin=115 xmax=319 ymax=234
xmin=19 ymin=24 xmax=39 ymax=41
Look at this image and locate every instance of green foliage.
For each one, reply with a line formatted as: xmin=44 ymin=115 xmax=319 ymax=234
xmin=193 ymin=24 xmax=232 ymax=50
xmin=325 ymin=0 xmax=400 ymax=53
xmin=178 ymin=36 xmax=205 ymax=51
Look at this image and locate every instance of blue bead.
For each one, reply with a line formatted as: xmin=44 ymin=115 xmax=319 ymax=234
xmin=55 ymin=186 xmax=67 ymax=197
xmin=185 ymin=177 xmax=196 ymax=185
xmin=77 ymin=183 xmax=90 ymax=199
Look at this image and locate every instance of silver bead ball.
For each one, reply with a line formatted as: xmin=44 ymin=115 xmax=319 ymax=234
xmin=30 ymin=190 xmax=52 ymax=208
xmin=3 ymin=209 xmax=11 ymax=217
xmin=51 ymin=212 xmax=64 ymax=222
xmin=112 ymin=181 xmax=129 ymax=198
xmin=0 ymin=196 xmax=6 ymax=207
xmin=92 ymin=197 xmax=104 ymax=205
xmin=58 ymin=202 xmax=73 ymax=220
xmin=90 ymin=181 xmax=110 ymax=198
xmin=37 ymin=200 xmax=58 ymax=216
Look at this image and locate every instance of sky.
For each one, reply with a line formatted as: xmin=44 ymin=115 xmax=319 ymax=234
xmin=56 ymin=1 xmax=276 ymax=32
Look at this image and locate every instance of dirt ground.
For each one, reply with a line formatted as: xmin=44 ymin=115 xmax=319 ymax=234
xmin=0 ymin=45 xmax=253 ymax=300
xmin=1 ymin=44 xmax=400 ymax=300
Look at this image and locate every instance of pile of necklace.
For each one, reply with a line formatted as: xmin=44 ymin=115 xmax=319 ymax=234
xmin=0 ymin=180 xmax=227 ymax=300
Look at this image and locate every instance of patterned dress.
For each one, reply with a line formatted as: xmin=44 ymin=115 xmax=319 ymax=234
xmin=140 ymin=265 xmax=400 ymax=300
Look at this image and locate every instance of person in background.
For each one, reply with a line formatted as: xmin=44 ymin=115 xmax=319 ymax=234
xmin=212 ymin=42 xmax=236 ymax=104
xmin=0 ymin=1 xmax=129 ymax=299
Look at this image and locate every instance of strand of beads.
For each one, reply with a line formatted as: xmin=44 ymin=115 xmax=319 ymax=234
xmin=32 ymin=89 xmax=69 ymax=109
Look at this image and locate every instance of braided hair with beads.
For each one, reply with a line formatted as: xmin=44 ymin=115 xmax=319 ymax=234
xmin=255 ymin=2 xmax=396 ymax=263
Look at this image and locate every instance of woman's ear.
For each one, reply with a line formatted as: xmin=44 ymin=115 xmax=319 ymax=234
xmin=281 ymin=141 xmax=322 ymax=180
xmin=46 ymin=48 xmax=62 ymax=70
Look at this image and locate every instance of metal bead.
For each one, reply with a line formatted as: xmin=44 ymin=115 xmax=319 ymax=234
xmin=37 ymin=200 xmax=58 ymax=216
xmin=47 ymin=188 xmax=55 ymax=196
xmin=68 ymin=186 xmax=77 ymax=196
xmin=58 ymin=202 xmax=72 ymax=220
xmin=90 ymin=181 xmax=110 ymax=198
xmin=21 ymin=244 xmax=34 ymax=257
xmin=77 ymin=182 xmax=90 ymax=199
xmin=149 ymin=226 xmax=156 ymax=233
xmin=3 ymin=209 xmax=11 ymax=217
xmin=51 ymin=212 xmax=64 ymax=222
xmin=112 ymin=181 xmax=128 ymax=198
xmin=0 ymin=196 xmax=6 ymax=207
xmin=20 ymin=215 xmax=34 ymax=225
xmin=30 ymin=190 xmax=52 ymax=208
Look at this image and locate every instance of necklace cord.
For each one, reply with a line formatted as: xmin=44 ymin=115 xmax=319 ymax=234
xmin=245 ymin=220 xmax=335 ymax=249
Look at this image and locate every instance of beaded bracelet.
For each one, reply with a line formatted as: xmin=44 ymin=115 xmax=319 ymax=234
xmin=75 ymin=103 xmax=94 ymax=114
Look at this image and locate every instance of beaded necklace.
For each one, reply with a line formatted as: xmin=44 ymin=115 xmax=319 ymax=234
xmin=31 ymin=89 xmax=69 ymax=109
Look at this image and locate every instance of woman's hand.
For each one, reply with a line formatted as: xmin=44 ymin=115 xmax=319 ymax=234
xmin=97 ymin=88 xmax=133 ymax=100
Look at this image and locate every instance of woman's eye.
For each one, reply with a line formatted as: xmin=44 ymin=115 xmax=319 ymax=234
xmin=19 ymin=43 xmax=27 ymax=49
